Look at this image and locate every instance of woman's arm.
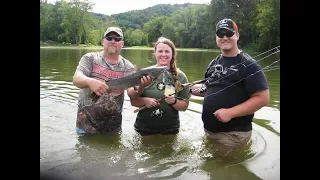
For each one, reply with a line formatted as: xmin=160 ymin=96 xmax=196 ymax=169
xmin=165 ymin=97 xmax=189 ymax=111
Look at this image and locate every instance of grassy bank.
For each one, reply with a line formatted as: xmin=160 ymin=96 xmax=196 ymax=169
xmin=40 ymin=41 xmax=220 ymax=52
xmin=40 ymin=41 xmax=256 ymax=53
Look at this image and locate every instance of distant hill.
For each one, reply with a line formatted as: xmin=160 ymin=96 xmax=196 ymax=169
xmin=92 ymin=3 xmax=197 ymax=29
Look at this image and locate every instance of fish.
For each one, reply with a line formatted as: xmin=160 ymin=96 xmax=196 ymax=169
xmin=90 ymin=65 xmax=167 ymax=102
xmin=133 ymin=79 xmax=207 ymax=113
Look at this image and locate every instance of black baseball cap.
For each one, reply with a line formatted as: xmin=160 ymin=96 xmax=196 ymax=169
xmin=216 ymin=18 xmax=238 ymax=33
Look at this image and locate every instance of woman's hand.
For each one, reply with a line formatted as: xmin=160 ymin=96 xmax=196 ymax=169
xmin=164 ymin=95 xmax=177 ymax=105
xmin=143 ymin=97 xmax=160 ymax=108
xmin=140 ymin=75 xmax=153 ymax=88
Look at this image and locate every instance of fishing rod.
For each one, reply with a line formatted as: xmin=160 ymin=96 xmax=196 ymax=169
xmin=133 ymin=45 xmax=280 ymax=113
xmin=202 ymin=58 xmax=280 ymax=99
xmin=133 ymin=58 xmax=279 ymax=113
xmin=133 ymin=79 xmax=206 ymax=113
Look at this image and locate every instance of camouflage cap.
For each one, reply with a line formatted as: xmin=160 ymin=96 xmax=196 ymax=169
xmin=103 ymin=27 xmax=124 ymax=39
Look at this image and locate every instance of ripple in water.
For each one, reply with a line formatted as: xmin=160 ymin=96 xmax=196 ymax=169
xmin=40 ymin=79 xmax=79 ymax=104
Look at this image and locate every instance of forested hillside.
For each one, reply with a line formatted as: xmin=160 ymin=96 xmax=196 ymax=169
xmin=110 ymin=3 xmax=195 ymax=29
xmin=40 ymin=0 xmax=280 ymax=51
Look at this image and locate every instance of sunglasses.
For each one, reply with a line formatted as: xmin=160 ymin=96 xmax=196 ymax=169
xmin=216 ymin=31 xmax=235 ymax=38
xmin=105 ymin=36 xmax=122 ymax=42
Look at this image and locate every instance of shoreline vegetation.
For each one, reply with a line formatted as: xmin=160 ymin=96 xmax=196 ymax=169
xmin=41 ymin=1 xmax=279 ymax=53
xmin=40 ymin=41 xmax=255 ymax=53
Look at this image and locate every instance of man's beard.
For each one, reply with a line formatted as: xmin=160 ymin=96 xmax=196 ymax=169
xmin=106 ymin=46 xmax=118 ymax=55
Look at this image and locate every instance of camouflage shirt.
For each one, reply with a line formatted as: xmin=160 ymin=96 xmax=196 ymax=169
xmin=74 ymin=51 xmax=134 ymax=134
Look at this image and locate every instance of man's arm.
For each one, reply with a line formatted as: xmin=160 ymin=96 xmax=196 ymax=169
xmin=127 ymin=88 xmax=160 ymax=108
xmin=130 ymin=96 xmax=148 ymax=107
xmin=73 ymin=71 xmax=109 ymax=96
xmin=190 ymin=84 xmax=206 ymax=97
xmin=229 ymin=89 xmax=270 ymax=118
xmin=73 ymin=71 xmax=94 ymax=88
xmin=127 ymin=85 xmax=144 ymax=100
xmin=73 ymin=53 xmax=95 ymax=88
xmin=127 ymin=75 xmax=154 ymax=106
xmin=127 ymin=87 xmax=146 ymax=107
xmin=228 ymin=55 xmax=270 ymax=118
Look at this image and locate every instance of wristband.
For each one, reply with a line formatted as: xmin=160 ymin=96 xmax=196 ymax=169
xmin=170 ymin=98 xmax=177 ymax=105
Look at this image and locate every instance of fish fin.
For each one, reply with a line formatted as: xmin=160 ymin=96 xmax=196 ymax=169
xmin=134 ymin=65 xmax=141 ymax=71
xmin=124 ymin=65 xmax=140 ymax=76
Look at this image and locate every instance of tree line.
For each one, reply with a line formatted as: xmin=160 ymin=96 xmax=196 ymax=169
xmin=40 ymin=0 xmax=280 ymax=52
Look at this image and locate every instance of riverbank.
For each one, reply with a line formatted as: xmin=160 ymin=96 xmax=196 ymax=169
xmin=40 ymin=41 xmax=260 ymax=53
xmin=40 ymin=44 xmax=221 ymax=52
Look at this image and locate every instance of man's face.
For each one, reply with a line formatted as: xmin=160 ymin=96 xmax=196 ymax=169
xmin=102 ymin=32 xmax=124 ymax=55
xmin=215 ymin=29 xmax=239 ymax=51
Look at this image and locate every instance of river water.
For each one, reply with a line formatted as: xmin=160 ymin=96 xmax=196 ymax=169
xmin=40 ymin=47 xmax=280 ymax=180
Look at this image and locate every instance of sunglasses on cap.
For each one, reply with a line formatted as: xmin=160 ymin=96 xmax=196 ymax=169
xmin=105 ymin=36 xmax=122 ymax=42
xmin=216 ymin=31 xmax=235 ymax=38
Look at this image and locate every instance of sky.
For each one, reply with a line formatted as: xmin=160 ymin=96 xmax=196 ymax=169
xmin=46 ymin=0 xmax=211 ymax=15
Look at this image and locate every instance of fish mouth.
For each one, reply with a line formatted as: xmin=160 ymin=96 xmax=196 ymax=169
xmin=152 ymin=69 xmax=166 ymax=78
xmin=146 ymin=68 xmax=166 ymax=79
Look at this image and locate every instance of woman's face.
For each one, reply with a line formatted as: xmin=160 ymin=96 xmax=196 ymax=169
xmin=154 ymin=43 xmax=173 ymax=67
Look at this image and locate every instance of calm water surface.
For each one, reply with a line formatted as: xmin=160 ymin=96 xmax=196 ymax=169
xmin=40 ymin=47 xmax=280 ymax=180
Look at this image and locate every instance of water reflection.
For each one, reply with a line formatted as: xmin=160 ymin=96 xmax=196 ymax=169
xmin=40 ymin=85 xmax=275 ymax=180
xmin=68 ymin=130 xmax=263 ymax=180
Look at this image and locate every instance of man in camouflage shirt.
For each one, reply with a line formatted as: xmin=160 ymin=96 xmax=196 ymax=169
xmin=72 ymin=27 xmax=151 ymax=134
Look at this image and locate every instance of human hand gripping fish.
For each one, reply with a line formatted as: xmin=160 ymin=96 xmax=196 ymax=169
xmin=143 ymin=97 xmax=161 ymax=108
xmin=133 ymin=79 xmax=206 ymax=113
xmin=88 ymin=78 xmax=110 ymax=97
xmin=89 ymin=76 xmax=152 ymax=102
xmin=89 ymin=66 xmax=167 ymax=102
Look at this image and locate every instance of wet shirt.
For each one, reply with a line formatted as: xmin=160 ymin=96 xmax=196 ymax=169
xmin=202 ymin=53 xmax=269 ymax=133
xmin=134 ymin=70 xmax=191 ymax=133
xmin=75 ymin=51 xmax=134 ymax=133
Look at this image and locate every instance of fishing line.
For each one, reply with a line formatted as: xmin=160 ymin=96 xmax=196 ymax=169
xmin=263 ymin=67 xmax=280 ymax=73
xmin=250 ymin=45 xmax=280 ymax=59
xmin=190 ymin=46 xmax=280 ymax=98
xmin=134 ymin=57 xmax=279 ymax=113
xmin=189 ymin=46 xmax=280 ymax=96
xmin=188 ymin=47 xmax=280 ymax=97
xmin=203 ymin=59 xmax=279 ymax=99
xmin=227 ymin=47 xmax=280 ymax=72
xmin=194 ymin=46 xmax=280 ymax=94
xmin=133 ymin=46 xmax=280 ymax=112
xmin=213 ymin=46 xmax=280 ymax=73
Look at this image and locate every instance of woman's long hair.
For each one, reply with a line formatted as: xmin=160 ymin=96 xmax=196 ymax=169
xmin=153 ymin=37 xmax=182 ymax=91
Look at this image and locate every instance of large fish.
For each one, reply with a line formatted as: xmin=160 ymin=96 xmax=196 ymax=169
xmin=90 ymin=65 xmax=167 ymax=102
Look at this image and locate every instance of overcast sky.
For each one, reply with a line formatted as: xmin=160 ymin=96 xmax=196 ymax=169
xmin=46 ymin=0 xmax=211 ymax=15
